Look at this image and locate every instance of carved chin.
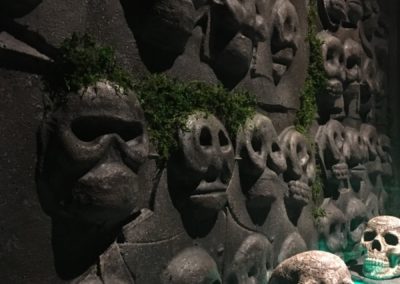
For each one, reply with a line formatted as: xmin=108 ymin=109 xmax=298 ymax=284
xmin=189 ymin=192 xmax=227 ymax=220
xmin=272 ymin=47 xmax=295 ymax=85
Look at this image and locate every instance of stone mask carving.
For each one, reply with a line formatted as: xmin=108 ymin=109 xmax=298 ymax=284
xmin=168 ymin=112 xmax=234 ymax=221
xmin=378 ymin=134 xmax=392 ymax=178
xmin=317 ymin=32 xmax=346 ymax=117
xmin=279 ymin=127 xmax=315 ymax=224
xmin=316 ymin=120 xmax=349 ymax=197
xmin=317 ymin=199 xmax=347 ymax=254
xmin=225 ymin=234 xmax=271 ymax=284
xmin=361 ymin=216 xmax=400 ymax=280
xmin=271 ymin=0 xmax=300 ymax=85
xmin=37 ymin=81 xmax=149 ymax=228
xmin=360 ymin=124 xmax=382 ymax=176
xmin=161 ymin=247 xmax=221 ymax=284
xmin=269 ymin=250 xmax=353 ymax=284
xmin=236 ymin=114 xmax=286 ymax=211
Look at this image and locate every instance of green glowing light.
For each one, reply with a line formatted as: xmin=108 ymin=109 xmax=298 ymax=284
xmin=352 ymin=280 xmax=365 ymax=284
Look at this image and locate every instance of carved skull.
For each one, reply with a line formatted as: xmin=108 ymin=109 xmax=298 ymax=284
xmin=361 ymin=216 xmax=400 ymax=280
xmin=37 ymin=81 xmax=149 ymax=228
xmin=317 ymin=32 xmax=346 ymax=116
xmin=271 ymin=0 xmax=300 ymax=85
xmin=360 ymin=124 xmax=382 ymax=176
xmin=343 ymin=126 xmax=368 ymax=169
xmin=161 ymin=247 xmax=221 ymax=284
xmin=319 ymin=0 xmax=347 ymax=28
xmin=345 ymin=0 xmax=363 ymax=26
xmin=269 ymin=250 xmax=353 ymax=284
xmin=378 ymin=134 xmax=392 ymax=178
xmin=317 ymin=199 xmax=347 ymax=254
xmin=168 ymin=112 xmax=234 ymax=221
xmin=225 ymin=234 xmax=272 ymax=284
xmin=343 ymin=38 xmax=362 ymax=86
xmin=279 ymin=127 xmax=316 ymax=223
xmin=316 ymin=120 xmax=349 ymax=197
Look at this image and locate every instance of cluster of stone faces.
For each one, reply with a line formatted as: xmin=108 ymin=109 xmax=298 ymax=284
xmin=34 ymin=0 xmax=394 ymax=283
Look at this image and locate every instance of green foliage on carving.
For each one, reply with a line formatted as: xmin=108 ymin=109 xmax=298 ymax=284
xmin=296 ymin=0 xmax=328 ymax=221
xmin=134 ymin=74 xmax=256 ymax=166
xmin=295 ymin=0 xmax=327 ymax=134
xmin=43 ymin=33 xmax=133 ymax=100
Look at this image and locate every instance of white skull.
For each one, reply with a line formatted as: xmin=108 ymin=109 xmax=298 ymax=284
xmin=269 ymin=250 xmax=353 ymax=284
xmin=361 ymin=215 xmax=400 ymax=280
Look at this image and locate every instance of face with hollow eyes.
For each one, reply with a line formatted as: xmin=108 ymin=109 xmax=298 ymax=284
xmin=37 ymin=81 xmax=149 ymax=228
xmin=168 ymin=112 xmax=235 ymax=221
xmin=270 ymin=0 xmax=300 ymax=85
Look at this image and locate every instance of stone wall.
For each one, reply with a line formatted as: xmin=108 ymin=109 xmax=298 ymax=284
xmin=0 ymin=0 xmax=399 ymax=283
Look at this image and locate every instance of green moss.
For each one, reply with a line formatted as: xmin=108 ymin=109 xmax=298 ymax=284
xmin=295 ymin=0 xmax=327 ymax=134
xmin=134 ymin=74 xmax=256 ymax=166
xmin=43 ymin=33 xmax=133 ymax=100
xmin=296 ymin=0 xmax=328 ymax=221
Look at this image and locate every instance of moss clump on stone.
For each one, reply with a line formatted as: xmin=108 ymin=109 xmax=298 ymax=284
xmin=134 ymin=74 xmax=256 ymax=165
xmin=43 ymin=33 xmax=133 ymax=100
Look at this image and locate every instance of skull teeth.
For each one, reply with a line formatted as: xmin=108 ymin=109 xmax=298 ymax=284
xmin=364 ymin=257 xmax=390 ymax=268
xmin=332 ymin=163 xmax=349 ymax=179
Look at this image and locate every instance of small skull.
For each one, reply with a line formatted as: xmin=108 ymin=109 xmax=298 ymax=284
xmin=343 ymin=38 xmax=362 ymax=86
xmin=269 ymin=250 xmax=353 ymax=284
xmin=360 ymin=124 xmax=382 ymax=176
xmin=270 ymin=0 xmax=300 ymax=85
xmin=279 ymin=127 xmax=316 ymax=224
xmin=161 ymin=247 xmax=221 ymax=284
xmin=168 ymin=112 xmax=234 ymax=221
xmin=37 ymin=81 xmax=149 ymax=228
xmin=316 ymin=120 xmax=349 ymax=198
xmin=361 ymin=216 xmax=400 ymax=280
xmin=317 ymin=32 xmax=346 ymax=116
xmin=317 ymin=199 xmax=347 ymax=254
xmin=225 ymin=234 xmax=272 ymax=284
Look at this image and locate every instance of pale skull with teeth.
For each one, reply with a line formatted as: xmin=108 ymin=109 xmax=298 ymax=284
xmin=317 ymin=32 xmax=346 ymax=119
xmin=278 ymin=126 xmax=316 ymax=225
xmin=361 ymin=215 xmax=400 ymax=280
xmin=315 ymin=119 xmax=349 ymax=198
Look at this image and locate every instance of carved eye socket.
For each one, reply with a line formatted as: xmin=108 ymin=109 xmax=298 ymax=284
xmin=350 ymin=217 xmax=365 ymax=231
xmin=251 ymin=133 xmax=263 ymax=154
xmin=71 ymin=116 xmax=143 ymax=142
xmin=363 ymin=230 xmax=377 ymax=241
xmin=384 ymin=233 xmax=399 ymax=245
xmin=200 ymin=127 xmax=212 ymax=146
xmin=219 ymin=130 xmax=230 ymax=147
xmin=271 ymin=142 xmax=280 ymax=153
xmin=327 ymin=49 xmax=334 ymax=61
xmin=339 ymin=55 xmax=344 ymax=64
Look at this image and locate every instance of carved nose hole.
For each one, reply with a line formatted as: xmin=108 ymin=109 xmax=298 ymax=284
xmin=372 ymin=240 xmax=382 ymax=251
xmin=200 ymin=127 xmax=212 ymax=146
xmin=71 ymin=116 xmax=143 ymax=142
xmin=218 ymin=130 xmax=229 ymax=147
xmin=251 ymin=134 xmax=263 ymax=154
xmin=271 ymin=142 xmax=280 ymax=152
xmin=384 ymin=233 xmax=399 ymax=246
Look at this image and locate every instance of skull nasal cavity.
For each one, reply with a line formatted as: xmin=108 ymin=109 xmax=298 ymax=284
xmin=372 ymin=239 xmax=382 ymax=251
xmin=200 ymin=127 xmax=212 ymax=146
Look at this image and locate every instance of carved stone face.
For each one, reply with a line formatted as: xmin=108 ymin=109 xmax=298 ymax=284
xmin=279 ymin=127 xmax=316 ymax=210
xmin=343 ymin=126 xmax=368 ymax=169
xmin=37 ymin=81 xmax=149 ymax=228
xmin=321 ymin=0 xmax=347 ymax=27
xmin=318 ymin=32 xmax=346 ymax=115
xmin=161 ymin=247 xmax=221 ymax=284
xmin=361 ymin=216 xmax=400 ymax=280
xmin=237 ymin=113 xmax=286 ymax=181
xmin=269 ymin=250 xmax=353 ymax=284
xmin=360 ymin=124 xmax=382 ymax=176
xmin=343 ymin=38 xmax=362 ymax=86
xmin=378 ymin=134 xmax=392 ymax=178
xmin=225 ymin=234 xmax=272 ymax=284
xmin=168 ymin=112 xmax=234 ymax=220
xmin=318 ymin=199 xmax=347 ymax=254
xmin=316 ymin=120 xmax=349 ymax=184
xmin=271 ymin=0 xmax=300 ymax=85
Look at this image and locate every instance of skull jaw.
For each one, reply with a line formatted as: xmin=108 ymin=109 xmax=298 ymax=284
xmin=363 ymin=258 xmax=400 ymax=280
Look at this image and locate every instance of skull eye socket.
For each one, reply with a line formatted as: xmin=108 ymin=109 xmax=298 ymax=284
xmin=384 ymin=233 xmax=399 ymax=245
xmin=363 ymin=230 xmax=377 ymax=241
xmin=218 ymin=130 xmax=229 ymax=147
xmin=71 ymin=116 xmax=143 ymax=142
xmin=200 ymin=127 xmax=212 ymax=146
xmin=251 ymin=133 xmax=263 ymax=154
xmin=350 ymin=217 xmax=365 ymax=231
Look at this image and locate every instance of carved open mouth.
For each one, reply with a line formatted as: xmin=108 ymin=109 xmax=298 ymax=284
xmin=327 ymin=79 xmax=343 ymax=97
xmin=272 ymin=47 xmax=295 ymax=85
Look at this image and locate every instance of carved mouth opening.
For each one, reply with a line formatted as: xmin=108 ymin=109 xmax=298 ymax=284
xmin=71 ymin=116 xmax=143 ymax=142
